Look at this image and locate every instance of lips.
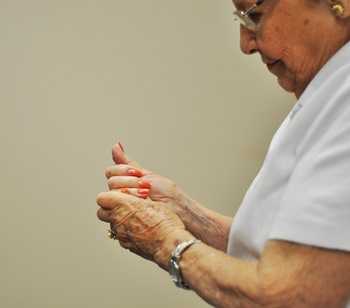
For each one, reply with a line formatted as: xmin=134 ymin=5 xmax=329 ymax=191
xmin=260 ymin=54 xmax=282 ymax=75
xmin=266 ymin=60 xmax=280 ymax=71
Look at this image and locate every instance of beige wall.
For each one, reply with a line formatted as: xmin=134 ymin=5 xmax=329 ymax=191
xmin=0 ymin=1 xmax=295 ymax=307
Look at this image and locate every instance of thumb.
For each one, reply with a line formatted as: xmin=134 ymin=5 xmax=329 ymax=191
xmin=97 ymin=190 xmax=142 ymax=210
xmin=112 ymin=142 xmax=143 ymax=170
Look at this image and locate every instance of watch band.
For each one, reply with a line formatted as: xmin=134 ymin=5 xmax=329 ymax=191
xmin=168 ymin=239 xmax=201 ymax=289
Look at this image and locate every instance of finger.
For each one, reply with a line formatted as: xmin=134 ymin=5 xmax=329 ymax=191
xmin=96 ymin=191 xmax=122 ymax=210
xmin=97 ymin=208 xmax=114 ymax=223
xmin=112 ymin=142 xmax=141 ymax=168
xmin=118 ymin=188 xmax=150 ymax=199
xmin=107 ymin=176 xmax=152 ymax=190
xmin=107 ymin=176 xmax=139 ymax=190
xmin=96 ymin=190 xmax=142 ymax=210
xmin=105 ymin=165 xmax=144 ymax=179
xmin=119 ymin=240 xmax=133 ymax=250
xmin=110 ymin=224 xmax=129 ymax=241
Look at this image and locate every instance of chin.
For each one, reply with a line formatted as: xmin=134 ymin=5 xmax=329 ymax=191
xmin=277 ymin=76 xmax=297 ymax=94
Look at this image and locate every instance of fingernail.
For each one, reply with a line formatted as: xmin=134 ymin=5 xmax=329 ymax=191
xmin=118 ymin=142 xmax=125 ymax=152
xmin=138 ymin=180 xmax=152 ymax=189
xmin=127 ymin=169 xmax=143 ymax=177
xmin=120 ymin=188 xmax=129 ymax=193
xmin=138 ymin=189 xmax=149 ymax=194
xmin=138 ymin=189 xmax=149 ymax=199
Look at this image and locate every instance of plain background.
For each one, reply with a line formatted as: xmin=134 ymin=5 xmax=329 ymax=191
xmin=1 ymin=0 xmax=295 ymax=307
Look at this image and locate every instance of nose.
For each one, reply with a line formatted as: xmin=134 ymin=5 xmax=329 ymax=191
xmin=240 ymin=26 xmax=258 ymax=55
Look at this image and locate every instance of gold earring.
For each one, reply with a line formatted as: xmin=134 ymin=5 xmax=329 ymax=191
xmin=331 ymin=3 xmax=345 ymax=16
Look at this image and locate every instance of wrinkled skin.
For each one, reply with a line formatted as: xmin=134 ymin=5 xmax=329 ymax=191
xmin=106 ymin=165 xmax=179 ymax=204
xmin=103 ymin=143 xmax=233 ymax=253
xmin=105 ymin=142 xmax=185 ymax=214
xmin=97 ymin=143 xmax=191 ymax=267
xmin=97 ymin=0 xmax=350 ymax=274
xmin=96 ymin=190 xmax=186 ymax=268
xmin=238 ymin=0 xmax=350 ymax=97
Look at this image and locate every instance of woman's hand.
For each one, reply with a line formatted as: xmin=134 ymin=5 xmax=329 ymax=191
xmin=105 ymin=165 xmax=180 ymax=202
xmin=106 ymin=142 xmax=233 ymax=251
xmin=105 ymin=142 xmax=184 ymax=210
xmin=96 ymin=190 xmax=191 ymax=269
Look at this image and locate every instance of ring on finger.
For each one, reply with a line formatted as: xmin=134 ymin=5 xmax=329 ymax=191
xmin=107 ymin=228 xmax=118 ymax=240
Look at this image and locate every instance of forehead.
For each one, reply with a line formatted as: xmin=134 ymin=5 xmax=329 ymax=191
xmin=233 ymin=0 xmax=256 ymax=10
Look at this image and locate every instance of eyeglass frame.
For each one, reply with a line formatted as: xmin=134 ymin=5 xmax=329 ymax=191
xmin=233 ymin=0 xmax=265 ymax=32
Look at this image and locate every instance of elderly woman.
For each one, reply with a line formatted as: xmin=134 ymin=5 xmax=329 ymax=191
xmin=96 ymin=0 xmax=350 ymax=307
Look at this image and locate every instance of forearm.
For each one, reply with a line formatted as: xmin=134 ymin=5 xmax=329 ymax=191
xmin=182 ymin=240 xmax=261 ymax=307
xmin=175 ymin=192 xmax=233 ymax=251
xmin=157 ymin=230 xmax=263 ymax=308
xmin=156 ymin=233 xmax=350 ymax=308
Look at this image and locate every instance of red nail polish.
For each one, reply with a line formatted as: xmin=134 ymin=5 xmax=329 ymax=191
xmin=138 ymin=189 xmax=149 ymax=194
xmin=138 ymin=180 xmax=152 ymax=189
xmin=138 ymin=189 xmax=149 ymax=199
xmin=118 ymin=142 xmax=125 ymax=152
xmin=127 ymin=169 xmax=143 ymax=177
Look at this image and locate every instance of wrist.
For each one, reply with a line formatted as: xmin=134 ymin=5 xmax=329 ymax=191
xmin=169 ymin=238 xmax=202 ymax=289
xmin=154 ymin=229 xmax=195 ymax=270
xmin=172 ymin=189 xmax=194 ymax=223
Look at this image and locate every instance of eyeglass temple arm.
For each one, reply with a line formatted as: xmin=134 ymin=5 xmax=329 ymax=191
xmin=244 ymin=0 xmax=264 ymax=15
xmin=235 ymin=0 xmax=264 ymax=19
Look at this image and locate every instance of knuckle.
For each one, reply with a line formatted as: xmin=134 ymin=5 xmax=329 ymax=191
xmin=119 ymin=164 xmax=129 ymax=171
xmin=105 ymin=165 xmax=128 ymax=178
xmin=115 ymin=164 xmax=129 ymax=174
xmin=104 ymin=167 xmax=113 ymax=179
xmin=97 ymin=208 xmax=114 ymax=222
xmin=118 ymin=240 xmax=129 ymax=249
xmin=119 ymin=188 xmax=129 ymax=194
xmin=96 ymin=192 xmax=106 ymax=205
xmin=97 ymin=208 xmax=105 ymax=220
xmin=107 ymin=176 xmax=118 ymax=188
xmin=128 ymin=188 xmax=137 ymax=196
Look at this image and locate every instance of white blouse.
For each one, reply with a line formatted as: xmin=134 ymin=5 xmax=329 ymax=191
xmin=227 ymin=41 xmax=350 ymax=306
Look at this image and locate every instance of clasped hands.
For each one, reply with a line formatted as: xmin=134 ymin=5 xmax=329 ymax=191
xmin=96 ymin=143 xmax=192 ymax=269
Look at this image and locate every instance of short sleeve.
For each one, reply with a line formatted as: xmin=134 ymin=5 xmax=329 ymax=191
xmin=269 ymin=91 xmax=350 ymax=252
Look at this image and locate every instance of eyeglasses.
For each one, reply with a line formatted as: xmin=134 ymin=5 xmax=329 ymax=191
xmin=233 ymin=0 xmax=265 ymax=32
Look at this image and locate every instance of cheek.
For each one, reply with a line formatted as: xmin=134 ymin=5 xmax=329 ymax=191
xmin=260 ymin=14 xmax=323 ymax=78
xmin=283 ymin=44 xmax=320 ymax=86
xmin=259 ymin=24 xmax=308 ymax=82
xmin=257 ymin=14 xmax=288 ymax=57
xmin=258 ymin=10 xmax=304 ymax=68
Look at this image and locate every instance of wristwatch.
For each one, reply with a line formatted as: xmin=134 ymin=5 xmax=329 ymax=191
xmin=168 ymin=239 xmax=201 ymax=289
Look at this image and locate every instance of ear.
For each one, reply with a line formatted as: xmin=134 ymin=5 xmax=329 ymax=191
xmin=329 ymin=0 xmax=350 ymax=18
